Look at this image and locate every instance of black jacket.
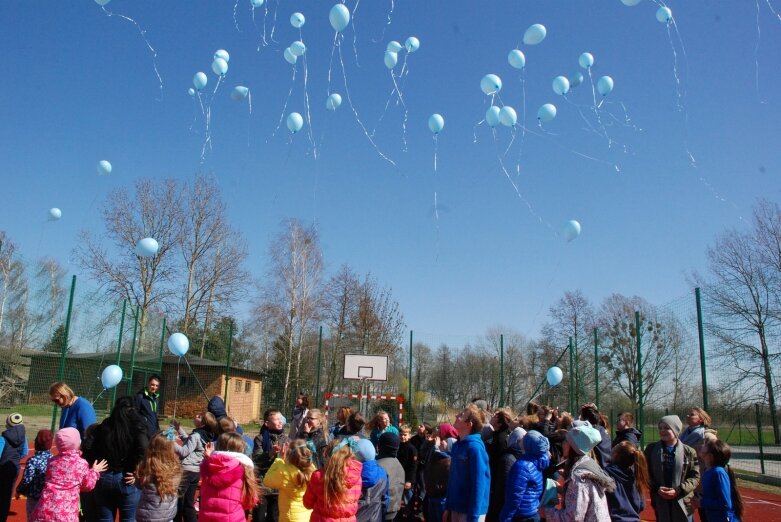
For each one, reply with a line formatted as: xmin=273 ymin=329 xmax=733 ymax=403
xmin=135 ymin=388 xmax=160 ymax=436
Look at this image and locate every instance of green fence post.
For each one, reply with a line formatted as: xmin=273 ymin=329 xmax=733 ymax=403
xmin=158 ymin=318 xmax=166 ymax=372
xmin=756 ymin=404 xmax=766 ymax=475
xmin=315 ymin=326 xmax=323 ymax=407
xmin=695 ymin=288 xmax=709 ymax=411
xmin=635 ymin=311 xmax=644 ymax=447
xmin=499 ymin=334 xmax=504 ymax=408
xmin=51 ymin=275 xmax=77 ymax=432
xmin=408 ymin=330 xmax=413 ymax=414
xmin=223 ymin=321 xmax=234 ymax=400
xmin=126 ymin=306 xmax=141 ymax=395
xmin=594 ymin=327 xmax=600 ymax=407
xmin=568 ymin=337 xmax=574 ymax=413
xmin=111 ymin=300 xmax=127 ymax=408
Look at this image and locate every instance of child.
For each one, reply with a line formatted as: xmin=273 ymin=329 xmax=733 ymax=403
xmin=499 ymin=430 xmax=550 ymax=522
xmin=303 ymin=438 xmax=364 ymax=522
xmin=698 ymin=439 xmax=743 ymax=522
xmin=31 ymin=427 xmax=108 ymax=522
xmin=263 ymin=439 xmax=316 ymax=522
xmin=136 ymin=431 xmax=183 ymax=522
xmin=16 ymin=429 xmax=53 ymax=519
xmin=605 ymin=441 xmax=649 ymax=522
xmin=0 ymin=413 xmax=28 ymax=521
xmin=199 ymin=432 xmax=259 ymax=522
xmin=174 ymin=412 xmax=216 ymax=522
xmin=397 ymin=424 xmax=418 ymax=519
xmin=354 ymin=437 xmax=389 ymax=522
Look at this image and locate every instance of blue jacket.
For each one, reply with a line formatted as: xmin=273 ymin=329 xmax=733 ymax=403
xmin=59 ymin=396 xmax=96 ymax=438
xmin=700 ymin=466 xmax=739 ymax=522
xmin=444 ymin=433 xmax=490 ymax=521
xmin=499 ymin=433 xmax=549 ymax=522
xmin=605 ymin=462 xmax=645 ymax=522
xmin=357 ymin=459 xmax=389 ymax=522
xmin=0 ymin=425 xmax=28 ymax=468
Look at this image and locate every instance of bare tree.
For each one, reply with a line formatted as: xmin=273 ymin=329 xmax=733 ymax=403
xmin=598 ymin=294 xmax=683 ymax=410
xmin=351 ymin=274 xmax=405 ymax=358
xmin=256 ymin=219 xmax=325 ymax=411
xmin=322 ymin=264 xmax=361 ymax=395
xmin=0 ymin=234 xmax=25 ymax=342
xmin=75 ymin=178 xmax=184 ymax=346
xmin=695 ymin=200 xmax=781 ymax=443
xmin=32 ymin=258 xmax=68 ymax=343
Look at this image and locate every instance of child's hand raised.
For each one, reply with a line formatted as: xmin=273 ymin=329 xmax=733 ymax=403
xmin=204 ymin=441 xmax=214 ymax=457
xmin=279 ymin=441 xmax=290 ymax=461
xmin=92 ymin=459 xmax=108 ymax=473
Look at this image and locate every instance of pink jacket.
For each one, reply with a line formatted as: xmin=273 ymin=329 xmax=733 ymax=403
xmin=30 ymin=450 xmax=100 ymax=522
xmin=303 ymin=458 xmax=363 ymax=522
xmin=199 ymin=451 xmax=258 ymax=522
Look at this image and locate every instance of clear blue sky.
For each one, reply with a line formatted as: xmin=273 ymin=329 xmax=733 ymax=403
xmin=1 ymin=1 xmax=779 ymax=337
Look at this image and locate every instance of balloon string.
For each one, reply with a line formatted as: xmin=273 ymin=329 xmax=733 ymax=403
xmin=183 ymin=356 xmax=211 ymax=402
xmin=371 ymin=54 xmax=408 ymax=139
xmin=351 ymin=0 xmax=362 ymax=67
xmin=337 ymin=41 xmax=396 ymax=166
xmin=253 ymin=3 xmax=270 ymax=50
xmin=521 ymin=123 xmax=620 ymax=173
xmin=232 ymin=0 xmax=241 ymax=33
xmin=377 ymin=0 xmax=395 ymax=42
xmin=515 ymin=72 xmax=527 ymax=178
xmin=327 ymin=32 xmax=338 ymax=97
xmin=246 ymin=90 xmax=253 ymax=148
xmin=173 ymin=357 xmax=180 ymax=419
xmin=389 ymin=70 xmax=408 ymax=151
xmin=665 ymin=17 xmax=696 ymax=166
xmin=272 ymin=65 xmax=297 ymax=138
xmin=755 ymin=0 xmax=765 ymax=102
xmin=302 ymin=47 xmax=318 ymax=159
xmin=269 ymin=0 xmax=280 ymax=44
xmin=101 ymin=7 xmax=163 ymax=100
xmin=91 ymin=389 xmax=105 ymax=406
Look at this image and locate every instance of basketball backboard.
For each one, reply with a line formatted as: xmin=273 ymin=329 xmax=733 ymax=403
xmin=343 ymin=354 xmax=388 ymax=381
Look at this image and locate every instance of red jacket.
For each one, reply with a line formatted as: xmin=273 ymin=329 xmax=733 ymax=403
xmin=199 ymin=451 xmax=257 ymax=522
xmin=303 ymin=458 xmax=363 ymax=522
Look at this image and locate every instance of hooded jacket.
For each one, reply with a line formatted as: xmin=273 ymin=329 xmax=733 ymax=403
xmin=592 ymin=424 xmax=613 ymax=469
xmin=612 ymin=427 xmax=642 ymax=448
xmin=605 ymin=462 xmax=645 ymax=522
xmin=207 ymin=396 xmax=228 ymax=420
xmin=303 ymin=458 xmax=363 ymax=522
xmin=199 ymin=451 xmax=257 ymax=522
xmin=30 ymin=450 xmax=101 ymax=522
xmin=135 ymin=387 xmax=160 ymax=437
xmin=174 ymin=425 xmax=213 ymax=473
xmin=0 ymin=424 xmax=27 ymax=468
xmin=543 ymin=456 xmax=616 ymax=522
xmin=644 ymin=440 xmax=700 ymax=522
xmin=377 ymin=456 xmax=404 ymax=521
xmin=499 ymin=432 xmax=551 ymax=522
xmin=357 ymin=459 xmax=389 ymax=522
xmin=136 ymin=480 xmax=178 ymax=522
xmin=253 ymin=425 xmax=290 ymax=494
xmin=444 ymin=433 xmax=490 ymax=521
xmin=423 ymin=448 xmax=450 ymax=499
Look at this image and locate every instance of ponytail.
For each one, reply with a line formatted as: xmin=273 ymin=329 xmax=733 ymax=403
xmin=726 ymin=465 xmax=743 ymax=519
xmin=613 ymin=441 xmax=650 ymax=495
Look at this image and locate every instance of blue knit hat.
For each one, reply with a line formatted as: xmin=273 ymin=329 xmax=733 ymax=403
xmin=567 ymin=420 xmax=602 ymax=455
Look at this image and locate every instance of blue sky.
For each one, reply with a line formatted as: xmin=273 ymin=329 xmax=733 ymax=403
xmin=1 ymin=1 xmax=780 ymax=338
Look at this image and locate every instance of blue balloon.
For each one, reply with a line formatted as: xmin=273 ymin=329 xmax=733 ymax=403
xmin=523 ymin=24 xmax=547 ymax=45
xmin=386 ymin=41 xmax=403 ymax=53
xmin=552 ymin=76 xmax=570 ymax=95
xmin=48 ymin=208 xmax=62 ymax=221
xmin=97 ymin=160 xmax=112 ymax=176
xmin=290 ymin=41 xmax=306 ymax=57
xmin=597 ymin=76 xmax=614 ymax=96
xmin=101 ymin=364 xmax=123 ymax=389
xmin=188 ymin=88 xmax=195 ymax=96
xmin=537 ymin=103 xmax=557 ymax=123
xmin=329 ymin=4 xmax=350 ymax=32
xmin=480 ymin=74 xmax=502 ymax=95
xmin=193 ymin=72 xmax=207 ymax=90
xmin=214 ymin=49 xmax=230 ymax=62
xmin=579 ymin=52 xmax=594 ymax=69
xmin=290 ymin=12 xmax=305 ymax=28
xmin=499 ymin=106 xmax=517 ymax=127
xmin=231 ymin=86 xmax=249 ymax=101
xmin=250 ymin=0 xmax=264 ymax=6
xmin=384 ymin=51 xmax=398 ymax=69
xmin=168 ymin=333 xmax=190 ymax=357
xmin=656 ymin=6 xmax=672 ymax=23
xmin=135 ymin=237 xmax=159 ymax=257
xmin=546 ymin=366 xmax=563 ymax=386
xmin=485 ymin=106 xmax=501 ymax=128
xmin=508 ymin=49 xmax=526 ymax=70
xmin=405 ymin=36 xmax=420 ymax=53
xmin=95 ymin=0 xmax=111 ymax=5
xmin=563 ymin=220 xmax=581 ymax=241
xmin=212 ymin=58 xmax=228 ymax=76
xmin=569 ymin=72 xmax=584 ymax=88
xmin=621 ymin=0 xmax=642 ymax=5
xmin=284 ymin=48 xmax=298 ymax=65
xmin=428 ymin=113 xmax=444 ymax=134
xmin=287 ymin=112 xmax=304 ymax=133
xmin=326 ymin=93 xmax=342 ymax=111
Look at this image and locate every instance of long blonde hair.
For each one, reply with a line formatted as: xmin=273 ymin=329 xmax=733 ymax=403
xmin=136 ymin=433 xmax=182 ymax=498
xmin=288 ymin=439 xmax=316 ymax=488
xmin=217 ymin=432 xmax=260 ymax=505
xmin=323 ymin=439 xmax=355 ymax=506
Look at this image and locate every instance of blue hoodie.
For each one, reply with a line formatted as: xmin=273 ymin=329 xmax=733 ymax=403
xmin=605 ymin=462 xmax=645 ymax=522
xmin=357 ymin=459 xmax=389 ymax=522
xmin=499 ymin=430 xmax=550 ymax=522
xmin=445 ymin=433 xmax=490 ymax=521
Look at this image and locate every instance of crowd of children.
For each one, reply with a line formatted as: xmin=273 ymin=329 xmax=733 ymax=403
xmin=4 ymin=384 xmax=747 ymax=522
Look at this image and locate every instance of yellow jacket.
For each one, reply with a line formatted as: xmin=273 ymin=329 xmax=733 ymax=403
xmin=263 ymin=458 xmax=313 ymax=522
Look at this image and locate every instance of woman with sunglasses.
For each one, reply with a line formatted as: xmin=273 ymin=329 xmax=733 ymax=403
xmin=296 ymin=409 xmax=329 ymax=469
xmin=49 ymin=382 xmax=96 ymax=439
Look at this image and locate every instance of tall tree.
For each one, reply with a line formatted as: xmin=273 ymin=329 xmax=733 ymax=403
xmin=351 ymin=274 xmax=405 ymax=358
xmin=322 ymin=265 xmax=361 ymax=395
xmin=695 ymin=199 xmax=781 ymax=443
xmin=0 ymin=234 xmax=26 ymax=345
xmin=256 ymin=219 xmax=324 ymax=411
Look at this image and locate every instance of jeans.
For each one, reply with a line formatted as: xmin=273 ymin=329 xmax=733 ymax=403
xmin=93 ymin=471 xmax=141 ymax=522
xmin=252 ymin=494 xmax=278 ymax=522
xmin=427 ymin=497 xmax=446 ymax=522
xmin=175 ymin=471 xmax=200 ymax=522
